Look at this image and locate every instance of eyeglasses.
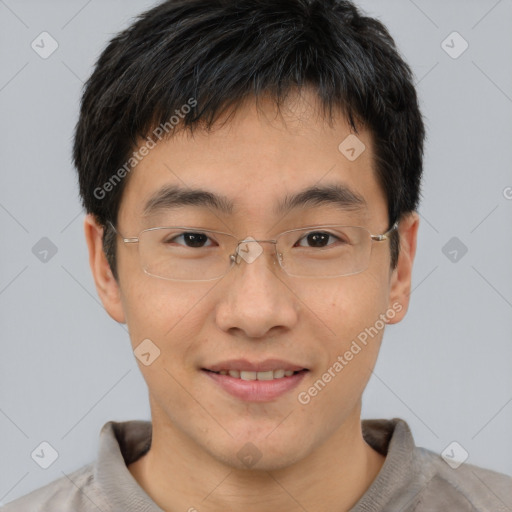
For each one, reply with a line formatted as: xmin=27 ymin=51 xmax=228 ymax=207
xmin=108 ymin=221 xmax=398 ymax=281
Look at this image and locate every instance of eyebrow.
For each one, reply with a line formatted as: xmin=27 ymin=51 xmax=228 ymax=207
xmin=143 ymin=185 xmax=234 ymax=216
xmin=275 ymin=182 xmax=367 ymax=216
xmin=142 ymin=182 xmax=367 ymax=217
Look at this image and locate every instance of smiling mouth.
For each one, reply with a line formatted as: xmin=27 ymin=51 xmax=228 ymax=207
xmin=203 ymin=369 xmax=308 ymax=381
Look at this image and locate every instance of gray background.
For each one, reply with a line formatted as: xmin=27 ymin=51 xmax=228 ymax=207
xmin=1 ymin=0 xmax=511 ymax=505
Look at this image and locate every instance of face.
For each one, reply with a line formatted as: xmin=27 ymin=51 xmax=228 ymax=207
xmin=86 ymin=90 xmax=417 ymax=471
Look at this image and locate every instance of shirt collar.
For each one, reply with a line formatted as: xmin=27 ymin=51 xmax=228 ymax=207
xmin=94 ymin=420 xmax=162 ymax=511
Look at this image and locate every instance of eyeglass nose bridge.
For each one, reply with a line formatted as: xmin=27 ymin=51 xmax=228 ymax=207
xmin=230 ymin=237 xmax=282 ymax=266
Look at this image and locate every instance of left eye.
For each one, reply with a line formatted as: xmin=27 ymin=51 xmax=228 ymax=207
xmin=296 ymin=232 xmax=341 ymax=248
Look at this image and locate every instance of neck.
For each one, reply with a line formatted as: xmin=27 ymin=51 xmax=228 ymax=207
xmin=128 ymin=403 xmax=386 ymax=512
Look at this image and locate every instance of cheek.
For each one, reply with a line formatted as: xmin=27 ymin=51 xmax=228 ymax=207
xmin=120 ymin=282 xmax=210 ymax=404
xmin=303 ymin=272 xmax=389 ymax=333
xmin=303 ymin=273 xmax=390 ymax=379
xmin=297 ymin=276 xmax=389 ymax=413
xmin=120 ymin=278 xmax=210 ymax=357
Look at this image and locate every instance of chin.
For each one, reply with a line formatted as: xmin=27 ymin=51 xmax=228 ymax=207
xmin=208 ymin=433 xmax=308 ymax=472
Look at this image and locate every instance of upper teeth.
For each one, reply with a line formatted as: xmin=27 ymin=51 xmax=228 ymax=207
xmin=217 ymin=369 xmax=296 ymax=380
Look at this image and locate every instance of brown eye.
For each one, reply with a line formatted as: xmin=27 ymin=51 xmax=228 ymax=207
xmin=166 ymin=232 xmax=213 ymax=248
xmin=296 ymin=231 xmax=342 ymax=248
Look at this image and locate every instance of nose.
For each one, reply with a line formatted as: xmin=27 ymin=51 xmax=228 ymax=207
xmin=215 ymin=240 xmax=299 ymax=339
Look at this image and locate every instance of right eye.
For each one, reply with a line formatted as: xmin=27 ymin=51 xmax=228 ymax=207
xmin=165 ymin=232 xmax=214 ymax=248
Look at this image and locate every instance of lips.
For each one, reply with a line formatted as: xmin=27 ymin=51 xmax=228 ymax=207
xmin=203 ymin=367 xmax=308 ymax=402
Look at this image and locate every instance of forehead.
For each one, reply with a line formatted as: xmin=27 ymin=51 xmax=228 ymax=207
xmin=118 ymin=92 xmax=387 ymax=229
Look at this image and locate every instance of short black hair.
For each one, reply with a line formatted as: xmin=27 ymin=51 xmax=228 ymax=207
xmin=73 ymin=0 xmax=425 ymax=280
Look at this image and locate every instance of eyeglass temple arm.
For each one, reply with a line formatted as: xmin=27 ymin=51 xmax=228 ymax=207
xmin=106 ymin=221 xmax=139 ymax=244
xmin=370 ymin=220 xmax=399 ymax=242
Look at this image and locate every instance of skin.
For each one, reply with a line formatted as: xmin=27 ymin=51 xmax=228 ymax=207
xmin=85 ymin=90 xmax=419 ymax=512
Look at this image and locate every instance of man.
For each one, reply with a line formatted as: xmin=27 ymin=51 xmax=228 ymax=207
xmin=3 ymin=0 xmax=511 ymax=510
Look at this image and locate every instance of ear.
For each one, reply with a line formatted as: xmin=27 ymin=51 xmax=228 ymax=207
xmin=387 ymin=212 xmax=419 ymax=324
xmin=84 ymin=214 xmax=126 ymax=324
